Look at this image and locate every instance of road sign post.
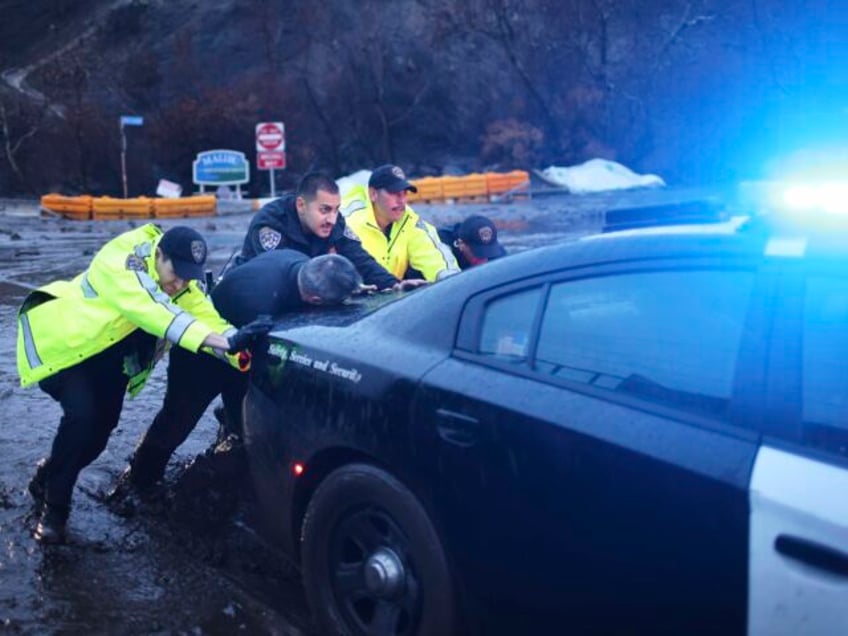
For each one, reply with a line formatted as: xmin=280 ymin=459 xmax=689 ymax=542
xmin=256 ymin=121 xmax=285 ymax=197
xmin=119 ymin=115 xmax=144 ymax=198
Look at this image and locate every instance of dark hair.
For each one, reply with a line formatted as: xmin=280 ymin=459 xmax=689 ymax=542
xmin=297 ymin=254 xmax=362 ymax=305
xmin=297 ymin=172 xmax=339 ymax=201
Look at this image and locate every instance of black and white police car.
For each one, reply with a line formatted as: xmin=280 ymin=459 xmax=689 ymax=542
xmin=243 ymin=196 xmax=848 ymax=636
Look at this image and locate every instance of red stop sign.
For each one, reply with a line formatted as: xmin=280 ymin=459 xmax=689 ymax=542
xmin=256 ymin=122 xmax=285 ymax=152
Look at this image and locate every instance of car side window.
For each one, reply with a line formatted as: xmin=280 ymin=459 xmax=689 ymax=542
xmin=801 ymin=276 xmax=848 ymax=458
xmin=478 ymin=287 xmax=543 ymax=363
xmin=534 ymin=270 xmax=754 ymax=420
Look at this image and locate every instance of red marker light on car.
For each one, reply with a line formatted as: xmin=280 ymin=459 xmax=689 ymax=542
xmin=292 ymin=461 xmax=305 ymax=477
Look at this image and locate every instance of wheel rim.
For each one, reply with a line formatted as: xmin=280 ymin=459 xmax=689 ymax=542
xmin=329 ymin=506 xmax=420 ymax=636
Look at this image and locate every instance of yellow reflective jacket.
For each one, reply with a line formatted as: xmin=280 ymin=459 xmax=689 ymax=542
xmin=17 ymin=223 xmax=238 ymax=395
xmin=341 ymin=185 xmax=459 ymax=282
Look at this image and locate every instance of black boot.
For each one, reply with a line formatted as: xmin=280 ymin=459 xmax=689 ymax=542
xmin=107 ymin=465 xmax=163 ymax=503
xmin=27 ymin=458 xmax=49 ymax=504
xmin=212 ymin=404 xmax=240 ymax=446
xmin=35 ymin=503 xmax=70 ymax=545
xmin=118 ymin=443 xmax=172 ymax=495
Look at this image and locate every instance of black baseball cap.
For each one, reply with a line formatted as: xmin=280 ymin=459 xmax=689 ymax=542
xmin=457 ymin=215 xmax=506 ymax=259
xmin=159 ymin=226 xmax=208 ymax=281
xmin=368 ymin=164 xmax=418 ymax=193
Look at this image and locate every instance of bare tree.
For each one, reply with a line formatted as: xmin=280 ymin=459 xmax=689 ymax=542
xmin=250 ymin=0 xmax=297 ymax=78
xmin=435 ymin=0 xmax=566 ymax=150
xmin=0 ymin=92 xmax=46 ymax=192
xmin=39 ymin=46 xmax=117 ymax=192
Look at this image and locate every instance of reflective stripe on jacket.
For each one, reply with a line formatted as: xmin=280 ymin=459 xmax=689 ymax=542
xmin=341 ymin=185 xmax=459 ymax=282
xmin=17 ymin=223 xmax=238 ymax=392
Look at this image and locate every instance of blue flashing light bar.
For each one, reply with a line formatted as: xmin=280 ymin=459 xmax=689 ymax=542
xmin=780 ymin=182 xmax=848 ymax=215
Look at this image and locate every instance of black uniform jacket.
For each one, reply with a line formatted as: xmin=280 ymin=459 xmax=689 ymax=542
xmin=239 ymin=194 xmax=398 ymax=289
xmin=212 ymin=249 xmax=307 ymax=327
xmin=437 ymin=225 xmax=473 ymax=270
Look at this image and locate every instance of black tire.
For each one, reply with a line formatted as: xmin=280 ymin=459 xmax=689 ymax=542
xmin=301 ymin=463 xmax=457 ymax=636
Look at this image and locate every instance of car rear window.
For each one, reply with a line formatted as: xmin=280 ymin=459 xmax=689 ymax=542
xmin=479 ymin=287 xmax=544 ymax=362
xmin=478 ymin=268 xmax=754 ymax=420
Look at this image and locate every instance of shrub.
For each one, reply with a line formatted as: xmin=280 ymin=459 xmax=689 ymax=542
xmin=480 ymin=118 xmax=544 ymax=168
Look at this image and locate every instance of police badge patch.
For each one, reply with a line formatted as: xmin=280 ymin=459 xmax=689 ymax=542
xmin=191 ymin=239 xmax=206 ymax=263
xmin=125 ymin=254 xmax=148 ymax=272
xmin=343 ymin=225 xmax=361 ymax=242
xmin=477 ymin=226 xmax=494 ymax=244
xmin=258 ymin=226 xmax=282 ymax=251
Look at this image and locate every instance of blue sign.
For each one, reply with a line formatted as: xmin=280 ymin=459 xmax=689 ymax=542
xmin=192 ymin=149 xmax=250 ymax=186
xmin=120 ymin=115 xmax=144 ymax=127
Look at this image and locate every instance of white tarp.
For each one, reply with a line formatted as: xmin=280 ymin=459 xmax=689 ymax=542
xmin=336 ymin=169 xmax=371 ymax=198
xmin=540 ymin=158 xmax=665 ymax=194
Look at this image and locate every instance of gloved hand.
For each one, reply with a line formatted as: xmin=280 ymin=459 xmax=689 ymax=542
xmin=227 ymin=315 xmax=275 ymax=354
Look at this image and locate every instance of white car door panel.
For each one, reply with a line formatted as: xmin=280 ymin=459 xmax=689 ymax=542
xmin=749 ymin=445 xmax=848 ymax=635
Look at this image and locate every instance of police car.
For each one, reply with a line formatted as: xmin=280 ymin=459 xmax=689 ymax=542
xmin=243 ymin=195 xmax=848 ymax=636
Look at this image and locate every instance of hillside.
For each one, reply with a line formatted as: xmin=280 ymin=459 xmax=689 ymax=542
xmin=1 ymin=0 xmax=846 ymax=196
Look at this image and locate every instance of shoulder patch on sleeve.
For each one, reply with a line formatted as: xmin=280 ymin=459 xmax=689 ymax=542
xmin=125 ymin=254 xmax=148 ymax=272
xmin=258 ymin=226 xmax=283 ymax=251
xmin=343 ymin=224 xmax=361 ymax=241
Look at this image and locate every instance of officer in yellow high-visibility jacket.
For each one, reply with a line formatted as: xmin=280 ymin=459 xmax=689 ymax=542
xmin=16 ymin=224 xmax=260 ymax=545
xmin=342 ymin=165 xmax=460 ymax=282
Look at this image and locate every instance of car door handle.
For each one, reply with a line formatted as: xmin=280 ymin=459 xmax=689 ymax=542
xmin=775 ymin=534 xmax=848 ymax=578
xmin=435 ymin=409 xmax=480 ymax=448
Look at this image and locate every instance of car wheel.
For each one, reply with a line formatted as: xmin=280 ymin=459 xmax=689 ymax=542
xmin=301 ymin=463 xmax=457 ymax=636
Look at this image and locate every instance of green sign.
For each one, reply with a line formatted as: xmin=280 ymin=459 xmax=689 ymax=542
xmin=192 ymin=149 xmax=249 ymax=185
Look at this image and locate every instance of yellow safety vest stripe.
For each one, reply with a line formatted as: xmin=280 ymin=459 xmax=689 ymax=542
xmin=16 ymin=223 xmax=238 ymax=390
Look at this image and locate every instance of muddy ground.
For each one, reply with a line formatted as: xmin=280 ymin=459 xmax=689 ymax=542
xmin=0 ymin=187 xmax=714 ymax=634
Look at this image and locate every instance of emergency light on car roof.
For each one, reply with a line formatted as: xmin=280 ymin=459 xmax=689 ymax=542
xmin=601 ymin=199 xmax=728 ymax=233
xmin=779 ymin=182 xmax=848 ymax=215
xmin=752 ymin=180 xmax=848 ymax=235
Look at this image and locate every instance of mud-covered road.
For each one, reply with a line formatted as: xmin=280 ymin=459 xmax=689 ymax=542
xmin=0 ymin=187 xmax=715 ymax=634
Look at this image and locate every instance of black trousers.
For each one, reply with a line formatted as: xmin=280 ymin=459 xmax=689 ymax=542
xmin=129 ymin=345 xmax=246 ymax=488
xmin=38 ymin=336 xmax=142 ymax=509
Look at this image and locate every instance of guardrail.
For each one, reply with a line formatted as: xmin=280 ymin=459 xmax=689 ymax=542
xmin=40 ymin=194 xmax=217 ymax=220
xmin=40 ymin=171 xmax=531 ymax=220
xmin=406 ymin=170 xmax=530 ymax=203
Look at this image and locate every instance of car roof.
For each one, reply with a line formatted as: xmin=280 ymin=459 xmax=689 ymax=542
xmin=268 ymin=204 xmax=848 ymax=345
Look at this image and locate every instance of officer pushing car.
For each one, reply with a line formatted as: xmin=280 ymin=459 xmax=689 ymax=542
xmin=16 ymin=224 xmax=267 ymax=544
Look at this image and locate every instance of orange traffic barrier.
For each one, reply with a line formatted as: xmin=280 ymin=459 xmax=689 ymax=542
xmin=440 ymin=173 xmax=488 ymax=200
xmin=153 ymin=195 xmax=216 ymax=218
xmin=486 ymin=170 xmax=530 ymax=195
xmin=40 ymin=194 xmax=93 ymax=220
xmin=40 ymin=194 xmax=218 ymax=221
xmin=407 ymin=170 xmax=530 ymax=203
xmin=92 ymin=196 xmax=152 ymax=220
xmin=407 ymin=176 xmax=444 ymax=203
